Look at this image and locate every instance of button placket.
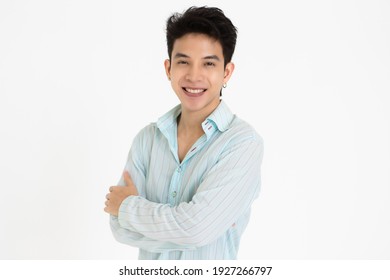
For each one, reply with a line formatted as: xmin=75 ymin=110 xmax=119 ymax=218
xmin=168 ymin=165 xmax=183 ymax=205
xmin=172 ymin=167 xmax=180 ymax=199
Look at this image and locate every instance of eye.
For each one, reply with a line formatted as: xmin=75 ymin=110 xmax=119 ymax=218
xmin=205 ymin=61 xmax=215 ymax=67
xmin=177 ymin=60 xmax=188 ymax=65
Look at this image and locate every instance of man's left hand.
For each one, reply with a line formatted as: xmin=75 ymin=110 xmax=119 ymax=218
xmin=104 ymin=171 xmax=138 ymax=216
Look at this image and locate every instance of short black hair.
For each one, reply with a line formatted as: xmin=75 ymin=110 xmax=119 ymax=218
xmin=166 ymin=6 xmax=237 ymax=67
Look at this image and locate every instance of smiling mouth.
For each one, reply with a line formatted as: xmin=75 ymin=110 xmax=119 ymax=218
xmin=182 ymin=87 xmax=207 ymax=95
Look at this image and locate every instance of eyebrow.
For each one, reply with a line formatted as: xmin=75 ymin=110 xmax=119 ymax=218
xmin=173 ymin=52 xmax=221 ymax=61
xmin=204 ymin=55 xmax=220 ymax=61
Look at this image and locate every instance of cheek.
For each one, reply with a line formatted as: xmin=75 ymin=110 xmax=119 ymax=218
xmin=209 ymin=71 xmax=225 ymax=85
xmin=169 ymin=68 xmax=183 ymax=82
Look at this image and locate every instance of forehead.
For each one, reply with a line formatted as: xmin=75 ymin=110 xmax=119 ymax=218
xmin=172 ymin=33 xmax=223 ymax=57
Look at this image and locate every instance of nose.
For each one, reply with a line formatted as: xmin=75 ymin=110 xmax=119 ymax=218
xmin=185 ymin=64 xmax=203 ymax=82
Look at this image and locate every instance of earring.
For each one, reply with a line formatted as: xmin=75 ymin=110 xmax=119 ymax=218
xmin=168 ymin=77 xmax=171 ymax=81
xmin=223 ymin=83 xmax=227 ymax=88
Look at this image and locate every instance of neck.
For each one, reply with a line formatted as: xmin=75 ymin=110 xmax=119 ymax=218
xmin=177 ymin=110 xmax=204 ymax=137
xmin=177 ymin=100 xmax=221 ymax=136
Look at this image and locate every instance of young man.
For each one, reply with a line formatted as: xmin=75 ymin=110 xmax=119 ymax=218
xmin=104 ymin=6 xmax=264 ymax=260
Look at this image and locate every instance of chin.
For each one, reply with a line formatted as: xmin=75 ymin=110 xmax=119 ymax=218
xmin=180 ymin=97 xmax=220 ymax=114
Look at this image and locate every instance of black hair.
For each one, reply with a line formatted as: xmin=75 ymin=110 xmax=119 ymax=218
xmin=166 ymin=6 xmax=237 ymax=67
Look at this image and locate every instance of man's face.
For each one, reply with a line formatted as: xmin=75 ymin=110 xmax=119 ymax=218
xmin=165 ymin=33 xmax=234 ymax=117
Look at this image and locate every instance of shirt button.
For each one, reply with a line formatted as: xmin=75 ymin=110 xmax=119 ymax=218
xmin=172 ymin=191 xmax=177 ymax=198
xmin=177 ymin=167 xmax=181 ymax=173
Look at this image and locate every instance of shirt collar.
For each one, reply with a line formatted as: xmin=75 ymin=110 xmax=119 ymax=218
xmin=156 ymin=104 xmax=181 ymax=132
xmin=156 ymin=100 xmax=234 ymax=134
xmin=204 ymin=100 xmax=234 ymax=132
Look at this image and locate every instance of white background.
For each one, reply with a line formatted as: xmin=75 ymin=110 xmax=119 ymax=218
xmin=0 ymin=0 xmax=389 ymax=259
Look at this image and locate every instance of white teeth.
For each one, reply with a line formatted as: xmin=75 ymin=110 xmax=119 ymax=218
xmin=185 ymin=88 xmax=205 ymax=94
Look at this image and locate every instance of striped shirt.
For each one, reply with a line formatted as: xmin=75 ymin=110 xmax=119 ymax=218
xmin=110 ymin=100 xmax=264 ymax=259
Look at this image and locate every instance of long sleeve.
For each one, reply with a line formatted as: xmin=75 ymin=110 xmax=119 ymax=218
xmin=117 ymin=134 xmax=263 ymax=247
xmin=110 ymin=216 xmax=196 ymax=252
xmin=109 ymin=126 xmax=195 ymax=252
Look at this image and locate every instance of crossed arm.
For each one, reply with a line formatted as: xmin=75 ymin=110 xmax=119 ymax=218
xmin=104 ymin=131 xmax=263 ymax=252
xmin=104 ymin=171 xmax=194 ymax=252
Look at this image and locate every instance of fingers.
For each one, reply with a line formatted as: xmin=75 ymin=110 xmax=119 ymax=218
xmin=103 ymin=198 xmax=110 ymax=213
xmin=123 ymin=170 xmax=133 ymax=186
xmin=104 ymin=191 xmax=119 ymax=216
xmin=104 ymin=193 xmax=114 ymax=215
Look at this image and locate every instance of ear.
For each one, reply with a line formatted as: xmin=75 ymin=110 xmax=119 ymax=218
xmin=223 ymin=62 xmax=235 ymax=84
xmin=164 ymin=59 xmax=171 ymax=80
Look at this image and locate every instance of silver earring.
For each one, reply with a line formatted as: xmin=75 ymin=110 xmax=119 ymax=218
xmin=223 ymin=83 xmax=227 ymax=88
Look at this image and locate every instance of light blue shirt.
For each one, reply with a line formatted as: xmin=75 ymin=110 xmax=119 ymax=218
xmin=110 ymin=100 xmax=264 ymax=259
